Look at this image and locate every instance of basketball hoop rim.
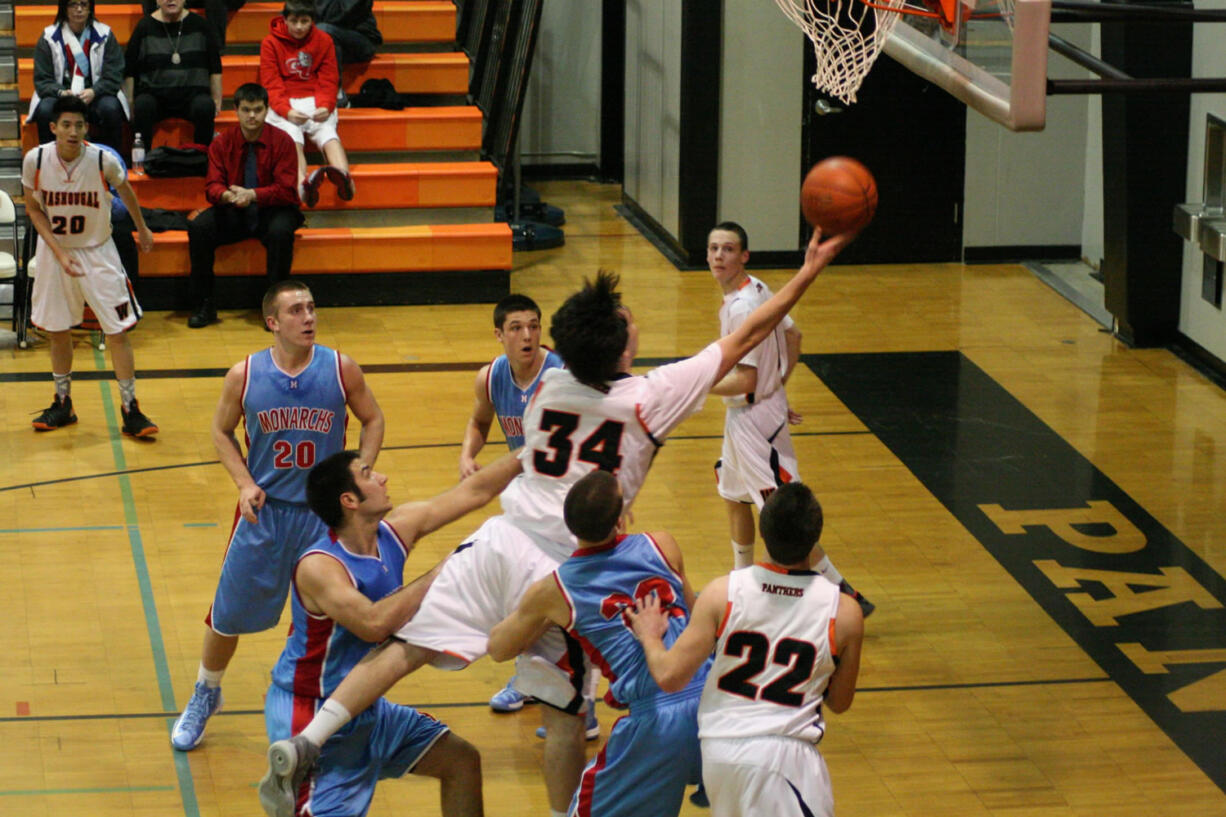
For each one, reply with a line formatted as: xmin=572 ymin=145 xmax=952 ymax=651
xmin=859 ymin=0 xmax=1008 ymax=23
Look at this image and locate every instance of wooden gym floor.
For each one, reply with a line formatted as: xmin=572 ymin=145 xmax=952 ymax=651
xmin=1 ymin=180 xmax=1224 ymax=817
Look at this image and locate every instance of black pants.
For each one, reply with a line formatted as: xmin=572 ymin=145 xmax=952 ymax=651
xmin=187 ymin=204 xmax=303 ymax=306
xmin=315 ymin=22 xmax=377 ymax=67
xmin=141 ymin=0 xmax=245 ymax=47
xmin=32 ymin=93 xmax=126 ymax=151
xmin=131 ymin=90 xmax=215 ymax=147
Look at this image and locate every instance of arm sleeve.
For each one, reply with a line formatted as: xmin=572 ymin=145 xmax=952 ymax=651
xmin=123 ymin=21 xmax=143 ymax=79
xmin=93 ymin=33 xmax=125 ymax=96
xmin=204 ymin=136 xmax=230 ymax=204
xmin=637 ymin=342 xmax=722 ymax=439
xmin=33 ymin=39 xmax=63 ymax=100
xmin=259 ymin=38 xmax=292 ymax=116
xmin=315 ymin=33 xmax=340 ymax=111
xmin=254 ymin=133 xmax=301 ymax=207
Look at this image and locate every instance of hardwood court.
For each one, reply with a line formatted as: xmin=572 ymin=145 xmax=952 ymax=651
xmin=1 ymin=180 xmax=1225 ymax=817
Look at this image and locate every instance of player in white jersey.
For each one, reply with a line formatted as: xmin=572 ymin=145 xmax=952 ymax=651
xmin=629 ymin=482 xmax=864 ymax=817
xmin=708 ymin=221 xmax=874 ymax=618
xmin=259 ymin=226 xmax=854 ymax=817
xmin=23 ymin=95 xmax=157 ymax=437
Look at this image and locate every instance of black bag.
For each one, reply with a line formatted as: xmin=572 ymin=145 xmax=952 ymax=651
xmin=142 ymin=145 xmax=209 ymax=177
xmin=349 ymin=78 xmax=405 ymax=110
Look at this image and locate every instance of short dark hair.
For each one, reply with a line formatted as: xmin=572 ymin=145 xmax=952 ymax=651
xmin=711 ymin=221 xmax=749 ymax=252
xmin=493 ymin=294 xmax=542 ymax=330
xmin=234 ymin=83 xmax=269 ymax=108
xmin=307 ymin=450 xmax=363 ymax=529
xmin=550 ymin=270 xmax=627 ymax=391
xmin=262 ymin=279 xmax=312 ymax=320
xmin=760 ymin=483 xmax=823 ymax=566
xmin=564 ymin=470 xmax=624 ymax=543
xmin=50 ymin=95 xmax=89 ymax=122
xmin=55 ymin=0 xmax=95 ymax=27
xmin=282 ymin=0 xmax=315 ymax=19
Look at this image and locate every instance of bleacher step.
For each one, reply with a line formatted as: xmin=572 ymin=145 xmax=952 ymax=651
xmin=128 ymin=161 xmax=497 ymax=210
xmin=14 ymin=1 xmax=455 ymax=47
xmin=18 ymin=52 xmax=469 ymax=99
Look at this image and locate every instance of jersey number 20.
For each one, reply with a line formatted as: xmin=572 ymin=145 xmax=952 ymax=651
xmin=533 ymin=410 xmax=624 ymax=476
xmin=717 ymin=632 xmax=816 ymax=707
xmin=272 ymin=439 xmax=316 ymax=469
xmin=51 ymin=215 xmax=86 ymax=235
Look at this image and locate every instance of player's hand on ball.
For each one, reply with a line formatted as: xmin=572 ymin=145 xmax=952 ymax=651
xmin=626 ymin=592 xmax=668 ymax=641
xmin=238 ymin=484 xmax=266 ymax=523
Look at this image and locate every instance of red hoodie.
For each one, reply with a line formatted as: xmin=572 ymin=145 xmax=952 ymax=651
xmin=259 ymin=16 xmax=339 ymax=117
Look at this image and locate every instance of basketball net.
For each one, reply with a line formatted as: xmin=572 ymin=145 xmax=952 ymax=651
xmin=774 ymin=0 xmax=910 ymax=104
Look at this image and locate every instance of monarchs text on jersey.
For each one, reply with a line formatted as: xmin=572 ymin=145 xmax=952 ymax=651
xmin=242 ymin=345 xmax=349 ymax=503
xmin=22 ymin=142 xmax=123 ymax=248
xmin=698 ymin=565 xmax=840 ymax=743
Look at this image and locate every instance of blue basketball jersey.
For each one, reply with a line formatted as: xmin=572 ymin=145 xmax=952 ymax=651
xmin=486 ymin=349 xmax=563 ymax=449
xmin=555 ymin=533 xmax=699 ymax=706
xmin=271 ymin=521 xmax=409 ymax=699
xmin=243 ymin=345 xmax=348 ymax=503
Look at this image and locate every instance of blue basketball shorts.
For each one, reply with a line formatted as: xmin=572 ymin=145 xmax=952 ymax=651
xmin=265 ymin=684 xmax=450 ymax=817
xmin=570 ymin=683 xmax=703 ymax=817
xmin=206 ymin=498 xmax=329 ymax=635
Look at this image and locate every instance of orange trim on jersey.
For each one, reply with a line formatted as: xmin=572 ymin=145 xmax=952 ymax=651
xmin=828 ymin=618 xmax=838 ymax=658
xmin=755 ymin=561 xmax=790 ymax=574
xmin=633 ymin=403 xmax=655 ymax=440
xmin=439 ymin=649 xmax=472 ymax=666
xmin=716 ymin=601 xmax=733 ymax=638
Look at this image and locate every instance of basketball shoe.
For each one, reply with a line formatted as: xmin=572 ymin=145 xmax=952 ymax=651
xmin=170 ymin=681 xmax=223 ymax=751
xmin=489 ymin=676 xmax=535 ymax=712
xmin=260 ymin=734 xmax=320 ymax=817
xmin=840 ymin=579 xmax=875 ymax=618
xmin=121 ymin=399 xmax=159 ymax=437
xmin=31 ymin=394 xmax=77 ymax=431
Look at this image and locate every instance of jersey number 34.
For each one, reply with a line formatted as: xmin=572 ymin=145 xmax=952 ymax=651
xmin=532 ymin=410 xmax=624 ymax=477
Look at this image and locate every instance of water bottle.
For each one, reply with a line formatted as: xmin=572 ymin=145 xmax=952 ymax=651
xmin=131 ymin=133 xmax=145 ymax=173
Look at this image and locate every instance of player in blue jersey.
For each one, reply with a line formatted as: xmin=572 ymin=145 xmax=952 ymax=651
xmin=171 ymin=280 xmax=385 ymax=752
xmin=258 ymin=447 xmax=525 ymax=817
xmin=458 ymin=294 xmax=570 ymax=716
xmin=486 ymin=470 xmax=705 ymax=817
xmin=460 ymin=294 xmax=563 ymax=478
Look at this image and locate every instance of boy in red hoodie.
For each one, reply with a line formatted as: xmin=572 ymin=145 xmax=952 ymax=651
xmin=259 ymin=0 xmax=354 ymax=206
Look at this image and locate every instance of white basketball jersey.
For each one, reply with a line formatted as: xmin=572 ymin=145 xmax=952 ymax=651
xmin=698 ymin=565 xmax=840 ymax=743
xmin=22 ymin=142 xmax=122 ymax=249
xmin=719 ymin=276 xmax=793 ymax=407
xmin=500 ymin=342 xmax=722 ymax=559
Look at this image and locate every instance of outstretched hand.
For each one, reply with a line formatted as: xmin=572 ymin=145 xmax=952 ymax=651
xmin=626 ymin=592 xmax=668 ymax=642
xmin=803 ymin=225 xmax=854 ymax=274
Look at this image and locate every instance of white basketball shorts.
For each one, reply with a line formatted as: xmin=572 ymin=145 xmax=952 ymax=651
xmin=31 ymin=239 xmax=140 ymax=334
xmin=702 ymin=735 xmax=833 ymax=817
xmin=716 ymin=390 xmax=799 ymax=508
xmin=393 ymin=515 xmax=586 ymax=710
xmin=266 ymin=97 xmax=341 ymax=149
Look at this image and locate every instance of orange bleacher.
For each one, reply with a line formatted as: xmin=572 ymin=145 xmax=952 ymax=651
xmin=18 ymin=52 xmax=469 ymax=99
xmin=15 ymin=1 xmax=455 ymax=47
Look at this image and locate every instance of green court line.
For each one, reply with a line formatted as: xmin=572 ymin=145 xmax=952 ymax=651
xmin=93 ymin=349 xmax=200 ymax=817
xmin=182 ymin=522 xmax=218 ymax=528
xmin=0 ymin=525 xmax=124 ymax=533
xmin=0 ymin=786 xmax=175 ymax=797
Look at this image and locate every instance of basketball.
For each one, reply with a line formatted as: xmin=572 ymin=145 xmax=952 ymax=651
xmin=801 ymin=157 xmax=878 ymax=235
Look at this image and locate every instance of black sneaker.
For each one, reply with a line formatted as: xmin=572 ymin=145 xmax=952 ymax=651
xmin=121 ymin=399 xmax=159 ymax=438
xmin=839 ymin=579 xmax=875 ymax=618
xmin=188 ymin=300 xmax=217 ymax=329
xmin=32 ymin=394 xmax=77 ymax=431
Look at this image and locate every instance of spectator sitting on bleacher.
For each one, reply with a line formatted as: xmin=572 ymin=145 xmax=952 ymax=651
xmin=314 ymin=0 xmax=382 ymax=106
xmin=186 ymin=83 xmax=304 ymax=329
xmin=29 ymin=0 xmax=128 ymax=152
xmin=140 ymin=0 xmax=246 ymax=51
xmin=123 ymin=0 xmax=222 ymax=148
xmin=260 ymin=0 xmax=356 ymax=207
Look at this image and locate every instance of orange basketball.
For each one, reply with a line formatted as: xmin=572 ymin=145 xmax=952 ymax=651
xmin=801 ymin=157 xmax=878 ymax=235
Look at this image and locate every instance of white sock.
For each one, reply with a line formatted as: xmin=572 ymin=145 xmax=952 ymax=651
xmin=732 ymin=540 xmax=754 ymax=569
xmin=301 ymin=699 xmax=352 ymax=746
xmin=584 ymin=669 xmax=599 ymax=701
xmin=197 ymin=664 xmax=224 ymax=688
xmin=814 ymin=555 xmax=844 ymax=585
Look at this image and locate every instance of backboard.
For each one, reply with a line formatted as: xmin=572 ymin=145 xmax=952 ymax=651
xmin=883 ymin=0 xmax=1052 ymax=131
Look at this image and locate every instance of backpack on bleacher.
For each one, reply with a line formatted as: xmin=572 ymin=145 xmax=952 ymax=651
xmin=143 ymin=145 xmax=209 ymax=177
